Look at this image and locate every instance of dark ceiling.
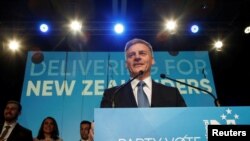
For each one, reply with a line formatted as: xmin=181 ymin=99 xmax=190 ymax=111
xmin=1 ymin=0 xmax=249 ymax=22
xmin=0 ymin=0 xmax=249 ymax=51
xmin=0 ymin=0 xmax=250 ymax=110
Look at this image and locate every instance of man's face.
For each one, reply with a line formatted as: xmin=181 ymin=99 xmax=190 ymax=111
xmin=80 ymin=123 xmax=91 ymax=140
xmin=126 ymin=43 xmax=155 ymax=78
xmin=4 ymin=103 xmax=20 ymax=122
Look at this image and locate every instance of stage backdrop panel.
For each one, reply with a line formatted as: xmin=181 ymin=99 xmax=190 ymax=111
xmin=95 ymin=107 xmax=250 ymax=141
xmin=20 ymin=51 xmax=217 ymax=141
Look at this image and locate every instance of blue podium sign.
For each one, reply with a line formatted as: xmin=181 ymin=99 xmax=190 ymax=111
xmin=95 ymin=107 xmax=250 ymax=141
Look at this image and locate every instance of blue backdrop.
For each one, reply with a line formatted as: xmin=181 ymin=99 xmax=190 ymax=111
xmin=20 ymin=51 xmax=217 ymax=141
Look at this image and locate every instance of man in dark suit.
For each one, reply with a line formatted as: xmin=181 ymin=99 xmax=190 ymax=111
xmin=0 ymin=100 xmax=33 ymax=141
xmin=101 ymin=38 xmax=186 ymax=108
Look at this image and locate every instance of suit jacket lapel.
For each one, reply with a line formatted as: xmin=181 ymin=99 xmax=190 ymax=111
xmin=7 ymin=123 xmax=19 ymax=141
xmin=117 ymin=84 xmax=137 ymax=107
xmin=0 ymin=124 xmax=3 ymax=132
xmin=151 ymin=81 xmax=161 ymax=107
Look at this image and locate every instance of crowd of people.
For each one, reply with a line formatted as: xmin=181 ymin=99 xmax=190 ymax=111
xmin=0 ymin=100 xmax=94 ymax=141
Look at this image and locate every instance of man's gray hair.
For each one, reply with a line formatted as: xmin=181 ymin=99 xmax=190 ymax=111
xmin=124 ymin=38 xmax=154 ymax=57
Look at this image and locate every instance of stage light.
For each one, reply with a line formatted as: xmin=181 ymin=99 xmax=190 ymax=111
xmin=39 ymin=23 xmax=49 ymax=33
xmin=114 ymin=23 xmax=124 ymax=34
xmin=191 ymin=25 xmax=199 ymax=33
xmin=165 ymin=20 xmax=177 ymax=34
xmin=70 ymin=20 xmax=82 ymax=32
xmin=8 ymin=39 xmax=20 ymax=51
xmin=214 ymin=40 xmax=223 ymax=51
xmin=244 ymin=26 xmax=250 ymax=34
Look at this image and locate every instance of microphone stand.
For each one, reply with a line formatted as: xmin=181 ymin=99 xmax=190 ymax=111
xmin=112 ymin=71 xmax=144 ymax=108
xmin=160 ymin=74 xmax=220 ymax=107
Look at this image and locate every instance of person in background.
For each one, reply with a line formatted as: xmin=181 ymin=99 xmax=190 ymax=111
xmin=0 ymin=100 xmax=33 ymax=141
xmin=80 ymin=120 xmax=91 ymax=141
xmin=88 ymin=121 xmax=94 ymax=141
xmin=33 ymin=116 xmax=62 ymax=141
xmin=100 ymin=38 xmax=187 ymax=108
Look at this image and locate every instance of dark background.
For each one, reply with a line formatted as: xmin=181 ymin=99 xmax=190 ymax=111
xmin=1 ymin=0 xmax=250 ymax=121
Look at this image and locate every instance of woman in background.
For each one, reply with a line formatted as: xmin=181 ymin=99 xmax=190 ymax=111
xmin=34 ymin=116 xmax=63 ymax=141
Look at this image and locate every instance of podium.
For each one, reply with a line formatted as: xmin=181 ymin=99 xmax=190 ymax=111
xmin=95 ymin=107 xmax=250 ymax=141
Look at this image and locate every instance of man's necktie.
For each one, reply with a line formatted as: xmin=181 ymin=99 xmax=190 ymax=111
xmin=137 ymin=81 xmax=150 ymax=107
xmin=0 ymin=125 xmax=11 ymax=140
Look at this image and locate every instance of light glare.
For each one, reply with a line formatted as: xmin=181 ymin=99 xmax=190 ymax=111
xmin=40 ymin=24 xmax=49 ymax=33
xmin=8 ymin=40 xmax=20 ymax=51
xmin=114 ymin=23 xmax=124 ymax=34
xmin=214 ymin=41 xmax=223 ymax=51
xmin=244 ymin=26 xmax=250 ymax=34
xmin=166 ymin=21 xmax=176 ymax=31
xmin=191 ymin=25 xmax=199 ymax=33
xmin=70 ymin=21 xmax=82 ymax=32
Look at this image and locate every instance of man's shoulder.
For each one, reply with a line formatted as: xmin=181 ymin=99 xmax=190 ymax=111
xmin=106 ymin=85 xmax=119 ymax=90
xmin=104 ymin=85 xmax=121 ymax=92
xmin=153 ymin=81 xmax=177 ymax=90
xmin=16 ymin=123 xmax=32 ymax=133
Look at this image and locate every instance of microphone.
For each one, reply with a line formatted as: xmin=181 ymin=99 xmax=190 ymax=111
xmin=160 ymin=74 xmax=220 ymax=107
xmin=112 ymin=70 xmax=144 ymax=108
